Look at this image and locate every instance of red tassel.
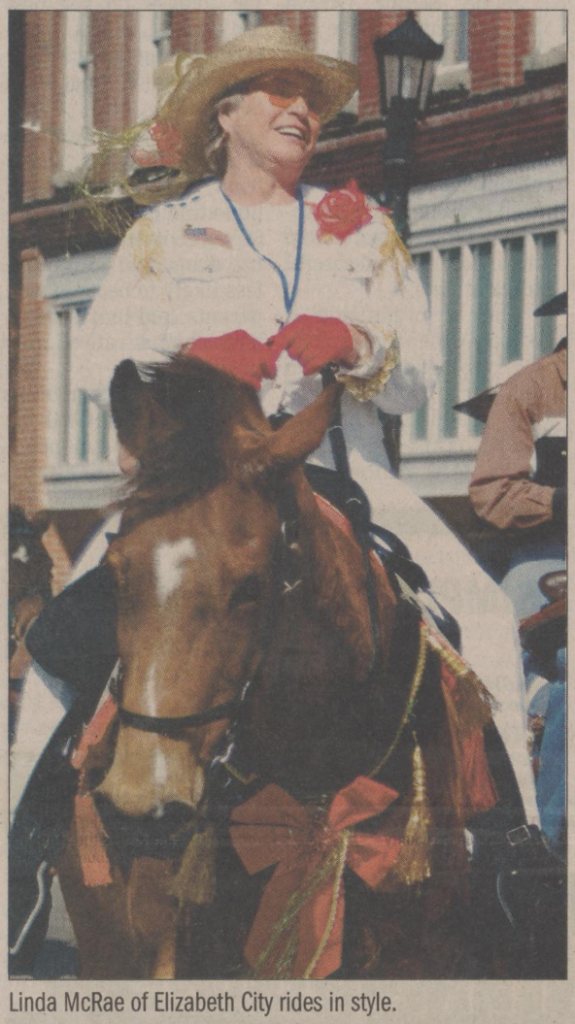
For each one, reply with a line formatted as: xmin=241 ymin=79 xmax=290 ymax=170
xmin=71 ymin=695 xmax=117 ymax=770
xmin=74 ymin=793 xmax=113 ymax=887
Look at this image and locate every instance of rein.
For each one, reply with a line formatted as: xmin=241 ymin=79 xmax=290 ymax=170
xmin=320 ymin=366 xmax=381 ymax=674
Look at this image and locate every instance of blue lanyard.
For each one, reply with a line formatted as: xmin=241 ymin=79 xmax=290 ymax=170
xmin=219 ymin=184 xmax=304 ymax=317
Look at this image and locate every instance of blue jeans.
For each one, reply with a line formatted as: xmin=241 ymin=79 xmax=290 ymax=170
xmin=536 ymin=678 xmax=566 ymax=848
xmin=501 ymin=540 xmax=566 ymax=849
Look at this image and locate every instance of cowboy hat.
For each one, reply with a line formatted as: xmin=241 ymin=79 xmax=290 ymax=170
xmin=533 ymin=291 xmax=567 ymax=317
xmin=154 ymin=26 xmax=359 ymax=182
xmin=453 ymin=360 xmax=527 ymax=423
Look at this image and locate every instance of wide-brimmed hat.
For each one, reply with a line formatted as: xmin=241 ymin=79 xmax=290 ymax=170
xmin=533 ymin=291 xmax=567 ymax=317
xmin=453 ymin=361 xmax=527 ymax=423
xmin=152 ymin=25 xmax=359 ymax=182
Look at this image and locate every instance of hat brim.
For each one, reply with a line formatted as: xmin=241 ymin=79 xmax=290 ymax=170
xmin=534 ymin=291 xmax=567 ymax=317
xmin=453 ymin=386 xmax=499 ymax=423
xmin=161 ymin=50 xmax=359 ymax=180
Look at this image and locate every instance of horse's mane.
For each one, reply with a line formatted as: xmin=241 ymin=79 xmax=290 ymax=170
xmin=117 ymin=356 xmax=261 ymax=524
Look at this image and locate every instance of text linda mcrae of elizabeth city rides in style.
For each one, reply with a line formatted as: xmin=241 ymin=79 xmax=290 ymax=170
xmin=9 ymin=989 xmax=397 ymax=1016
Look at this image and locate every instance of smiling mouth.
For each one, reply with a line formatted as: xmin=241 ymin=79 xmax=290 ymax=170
xmin=275 ymin=125 xmax=309 ymax=143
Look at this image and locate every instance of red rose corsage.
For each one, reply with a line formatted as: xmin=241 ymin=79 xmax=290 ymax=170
xmin=312 ymin=180 xmax=373 ymax=242
xmin=131 ymin=121 xmax=183 ymax=168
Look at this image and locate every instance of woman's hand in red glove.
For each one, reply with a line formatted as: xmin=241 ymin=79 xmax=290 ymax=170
xmin=270 ymin=315 xmax=357 ymax=376
xmin=180 ymin=330 xmax=277 ymax=390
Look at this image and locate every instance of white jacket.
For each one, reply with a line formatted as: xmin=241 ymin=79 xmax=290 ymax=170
xmin=78 ymin=180 xmax=439 ymax=473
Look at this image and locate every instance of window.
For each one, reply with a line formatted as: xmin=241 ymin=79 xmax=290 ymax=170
xmin=315 ymin=12 xmax=358 ymax=111
xmin=49 ymin=300 xmax=116 ymax=472
xmin=407 ymin=228 xmax=564 ymax=455
xmin=442 ymin=11 xmax=468 ymax=66
xmin=220 ymin=11 xmax=261 ymax=43
xmin=526 ymin=11 xmax=567 ymax=71
xmin=153 ymin=10 xmax=172 ymax=62
xmin=534 ymin=11 xmax=566 ymax=55
xmin=440 ymin=248 xmax=462 ymax=439
xmin=315 ymin=11 xmax=358 ymax=64
xmin=61 ymin=12 xmax=94 ymax=172
xmin=417 ymin=11 xmax=469 ymax=91
xmin=136 ymin=11 xmax=173 ymax=122
xmin=44 ymin=250 xmax=121 ymax=509
xmin=401 ymin=155 xmax=565 ymax=500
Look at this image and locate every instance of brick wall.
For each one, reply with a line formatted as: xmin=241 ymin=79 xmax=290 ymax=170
xmin=19 ymin=9 xmax=546 ymax=206
xmin=10 ymin=248 xmax=48 ymax=516
xmin=22 ymin=12 xmax=63 ymax=202
xmin=307 ymin=86 xmax=566 ymax=195
xmin=172 ymin=11 xmax=215 ymax=53
xmin=124 ymin=13 xmax=138 ymax=126
xmin=261 ymin=9 xmax=313 ymax=40
xmin=91 ymin=11 xmax=133 ymax=184
xmin=468 ymin=10 xmax=532 ymax=94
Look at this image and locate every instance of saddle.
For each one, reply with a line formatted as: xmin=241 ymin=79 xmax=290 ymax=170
xmin=303 ymin=462 xmax=461 ymax=651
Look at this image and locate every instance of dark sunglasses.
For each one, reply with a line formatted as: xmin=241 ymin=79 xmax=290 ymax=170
xmin=242 ymin=73 xmax=325 ymax=117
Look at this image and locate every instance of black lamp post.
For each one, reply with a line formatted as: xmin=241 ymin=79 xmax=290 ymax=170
xmin=373 ymin=13 xmax=443 ymax=475
xmin=373 ymin=11 xmax=443 ymax=241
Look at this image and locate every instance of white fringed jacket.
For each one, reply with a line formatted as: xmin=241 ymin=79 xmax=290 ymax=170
xmin=78 ymin=180 xmax=439 ymax=475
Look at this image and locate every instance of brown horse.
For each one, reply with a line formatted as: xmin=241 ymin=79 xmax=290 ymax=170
xmin=58 ymin=356 xmax=495 ymax=980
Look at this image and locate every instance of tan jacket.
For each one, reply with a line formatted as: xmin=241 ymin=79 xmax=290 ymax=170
xmin=470 ymin=348 xmax=566 ymax=530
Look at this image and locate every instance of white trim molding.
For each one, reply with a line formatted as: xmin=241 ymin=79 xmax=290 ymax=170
xmin=402 ymin=158 xmax=566 ymax=498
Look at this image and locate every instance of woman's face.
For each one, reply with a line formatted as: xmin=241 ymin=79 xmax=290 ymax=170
xmin=218 ymin=72 xmax=323 ymax=176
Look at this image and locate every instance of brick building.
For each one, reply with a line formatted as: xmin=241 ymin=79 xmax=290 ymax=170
xmin=9 ymin=10 xmax=567 ymax=590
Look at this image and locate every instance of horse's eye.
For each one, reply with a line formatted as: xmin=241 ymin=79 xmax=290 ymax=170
xmin=229 ymin=574 xmax=261 ymax=609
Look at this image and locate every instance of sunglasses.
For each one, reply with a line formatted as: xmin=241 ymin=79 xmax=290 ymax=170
xmin=244 ymin=75 xmax=325 ymax=118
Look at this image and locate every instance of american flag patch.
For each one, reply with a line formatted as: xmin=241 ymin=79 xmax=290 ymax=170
xmin=184 ymin=226 xmax=232 ymax=248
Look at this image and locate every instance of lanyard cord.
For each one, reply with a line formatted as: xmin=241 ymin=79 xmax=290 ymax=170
xmin=219 ymin=184 xmax=304 ymax=317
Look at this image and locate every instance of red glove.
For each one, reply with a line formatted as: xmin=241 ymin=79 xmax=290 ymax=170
xmin=270 ymin=315 xmax=356 ymax=376
xmin=180 ymin=330 xmax=277 ymax=390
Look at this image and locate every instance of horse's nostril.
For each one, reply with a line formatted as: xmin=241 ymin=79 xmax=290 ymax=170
xmin=153 ymin=801 xmax=195 ymax=830
xmin=93 ymin=794 xmax=196 ymax=861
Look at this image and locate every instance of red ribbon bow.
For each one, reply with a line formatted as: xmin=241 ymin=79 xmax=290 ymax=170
xmin=230 ymin=776 xmax=401 ymax=979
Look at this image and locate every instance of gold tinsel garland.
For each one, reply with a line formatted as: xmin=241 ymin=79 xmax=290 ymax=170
xmin=339 ymin=334 xmax=400 ymax=402
xmin=378 ymin=215 xmax=413 ymax=290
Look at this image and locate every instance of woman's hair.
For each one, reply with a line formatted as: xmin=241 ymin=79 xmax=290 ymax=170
xmin=205 ymin=93 xmax=244 ymax=177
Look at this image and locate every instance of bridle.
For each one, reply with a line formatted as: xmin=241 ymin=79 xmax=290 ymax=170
xmin=109 ymin=378 xmax=382 ymax=740
xmin=113 ymin=676 xmax=243 ymax=737
xmin=108 ymin=480 xmax=304 ymax=740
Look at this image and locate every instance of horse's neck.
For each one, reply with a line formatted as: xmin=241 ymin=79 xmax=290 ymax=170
xmin=293 ymin=472 xmax=395 ymax=678
xmin=240 ymin=473 xmax=398 ymax=799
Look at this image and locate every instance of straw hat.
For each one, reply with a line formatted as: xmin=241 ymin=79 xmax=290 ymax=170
xmin=152 ymin=25 xmax=359 ymax=182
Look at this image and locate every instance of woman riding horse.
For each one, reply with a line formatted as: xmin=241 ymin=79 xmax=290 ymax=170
xmin=13 ymin=25 xmax=537 ymax=853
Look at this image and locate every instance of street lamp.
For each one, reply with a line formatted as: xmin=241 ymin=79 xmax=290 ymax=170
xmin=373 ymin=12 xmax=443 ymax=475
xmin=373 ymin=11 xmax=443 ymax=241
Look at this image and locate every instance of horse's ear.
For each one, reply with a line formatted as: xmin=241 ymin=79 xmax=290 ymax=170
xmin=110 ymin=359 xmax=176 ymax=457
xmin=263 ymin=382 xmax=342 ymax=474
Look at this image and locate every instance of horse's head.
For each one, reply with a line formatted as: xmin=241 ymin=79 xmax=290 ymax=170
xmin=96 ymin=358 xmax=341 ymax=824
